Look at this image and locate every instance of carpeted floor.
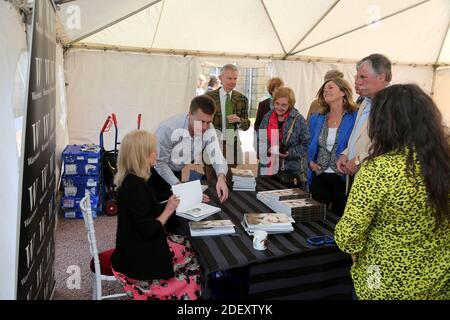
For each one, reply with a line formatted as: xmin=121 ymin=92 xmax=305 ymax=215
xmin=53 ymin=213 xmax=124 ymax=300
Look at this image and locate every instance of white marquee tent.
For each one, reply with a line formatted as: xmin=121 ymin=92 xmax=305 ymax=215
xmin=53 ymin=0 xmax=450 ymax=145
xmin=1 ymin=0 xmax=449 ymax=299
xmin=57 ymin=0 xmax=450 ymax=64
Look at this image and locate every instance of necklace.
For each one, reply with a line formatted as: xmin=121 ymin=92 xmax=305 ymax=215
xmin=328 ymin=112 xmax=343 ymax=126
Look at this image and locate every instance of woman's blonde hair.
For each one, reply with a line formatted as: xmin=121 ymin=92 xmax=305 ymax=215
xmin=272 ymin=86 xmax=296 ymax=110
xmin=316 ymin=77 xmax=357 ymax=114
xmin=114 ymin=130 xmax=158 ymax=188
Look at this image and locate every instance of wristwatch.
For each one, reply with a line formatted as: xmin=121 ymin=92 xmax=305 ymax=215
xmin=355 ymin=155 xmax=361 ymax=166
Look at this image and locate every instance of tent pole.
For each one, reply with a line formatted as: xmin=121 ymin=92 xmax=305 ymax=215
xmin=435 ymin=19 xmax=450 ymax=66
xmin=291 ymin=0 xmax=431 ymax=56
xmin=430 ymin=65 xmax=437 ymax=97
xmin=431 ymin=17 xmax=450 ymax=98
xmin=259 ymin=0 xmax=287 ymax=55
xmin=68 ymin=42 xmax=446 ymax=68
xmin=150 ymin=0 xmax=166 ymax=49
xmin=69 ymin=0 xmax=163 ymax=44
xmin=284 ymin=0 xmax=340 ymax=59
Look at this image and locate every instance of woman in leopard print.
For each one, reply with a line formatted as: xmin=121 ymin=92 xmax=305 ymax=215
xmin=335 ymin=84 xmax=450 ymax=299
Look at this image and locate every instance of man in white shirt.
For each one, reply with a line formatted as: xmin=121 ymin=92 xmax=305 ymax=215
xmin=336 ymin=54 xmax=392 ymax=191
xmin=153 ymin=95 xmax=229 ymax=203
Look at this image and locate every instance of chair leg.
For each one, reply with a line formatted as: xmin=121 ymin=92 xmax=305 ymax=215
xmin=96 ymin=274 xmax=103 ymax=300
xmin=92 ymin=274 xmax=97 ymax=300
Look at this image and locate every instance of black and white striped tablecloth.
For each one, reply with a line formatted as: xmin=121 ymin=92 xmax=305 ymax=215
xmin=186 ymin=176 xmax=353 ymax=300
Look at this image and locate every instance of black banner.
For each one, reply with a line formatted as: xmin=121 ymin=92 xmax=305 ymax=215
xmin=17 ymin=0 xmax=56 ymax=300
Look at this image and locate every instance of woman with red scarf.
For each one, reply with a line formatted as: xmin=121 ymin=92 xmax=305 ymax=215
xmin=258 ymin=87 xmax=310 ymax=176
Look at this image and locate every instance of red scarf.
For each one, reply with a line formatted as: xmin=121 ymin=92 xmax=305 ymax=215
xmin=267 ymin=111 xmax=289 ymax=146
xmin=265 ymin=111 xmax=289 ymax=175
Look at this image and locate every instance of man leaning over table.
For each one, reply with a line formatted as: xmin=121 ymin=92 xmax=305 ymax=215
xmin=151 ymin=94 xmax=229 ymax=204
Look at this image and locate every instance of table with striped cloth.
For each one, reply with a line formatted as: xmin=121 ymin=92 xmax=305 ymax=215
xmin=186 ymin=176 xmax=353 ymax=300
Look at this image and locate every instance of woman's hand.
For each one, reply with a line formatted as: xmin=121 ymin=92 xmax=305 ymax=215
xmin=309 ymin=161 xmax=321 ymax=172
xmin=279 ymin=151 xmax=289 ymax=159
xmin=165 ymin=194 xmax=180 ymax=213
xmin=158 ymin=195 xmax=180 ymax=225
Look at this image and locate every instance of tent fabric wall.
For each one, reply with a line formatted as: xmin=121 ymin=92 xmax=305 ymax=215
xmin=64 ymin=50 xmax=443 ymax=151
xmin=64 ymin=49 xmax=201 ymax=147
xmin=271 ymin=60 xmax=435 ymax=116
xmin=434 ymin=68 xmax=450 ymax=126
xmin=0 ymin=1 xmax=28 ymax=300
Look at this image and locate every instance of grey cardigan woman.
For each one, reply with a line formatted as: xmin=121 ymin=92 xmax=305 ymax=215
xmin=258 ymin=87 xmax=310 ymax=175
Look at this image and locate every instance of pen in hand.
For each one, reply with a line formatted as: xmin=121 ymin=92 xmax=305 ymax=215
xmin=159 ymin=195 xmax=179 ymax=204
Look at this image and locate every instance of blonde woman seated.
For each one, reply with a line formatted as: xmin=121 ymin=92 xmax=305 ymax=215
xmin=111 ymin=130 xmax=202 ymax=300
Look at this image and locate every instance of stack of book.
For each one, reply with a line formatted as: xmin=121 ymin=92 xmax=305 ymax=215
xmin=189 ymin=219 xmax=236 ymax=237
xmin=231 ymin=168 xmax=256 ymax=191
xmin=257 ymin=188 xmax=326 ymax=222
xmin=257 ymin=188 xmax=310 ymax=201
xmin=241 ymin=213 xmax=294 ymax=235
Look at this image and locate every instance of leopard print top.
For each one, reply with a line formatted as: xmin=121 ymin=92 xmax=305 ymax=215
xmin=335 ymin=151 xmax=450 ymax=299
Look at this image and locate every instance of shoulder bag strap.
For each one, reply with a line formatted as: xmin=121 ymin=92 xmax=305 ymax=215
xmin=281 ymin=114 xmax=300 ymax=170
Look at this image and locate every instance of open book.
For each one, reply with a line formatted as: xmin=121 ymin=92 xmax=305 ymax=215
xmin=189 ymin=219 xmax=235 ymax=236
xmin=172 ymin=180 xmax=221 ymax=221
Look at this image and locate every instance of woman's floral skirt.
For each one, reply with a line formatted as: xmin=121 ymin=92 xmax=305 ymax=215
xmin=112 ymin=234 xmax=202 ymax=300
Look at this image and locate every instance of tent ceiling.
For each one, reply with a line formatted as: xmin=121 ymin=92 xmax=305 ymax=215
xmin=56 ymin=0 xmax=450 ymax=65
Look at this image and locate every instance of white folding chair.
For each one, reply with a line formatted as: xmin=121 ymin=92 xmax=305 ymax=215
xmin=80 ymin=192 xmax=128 ymax=300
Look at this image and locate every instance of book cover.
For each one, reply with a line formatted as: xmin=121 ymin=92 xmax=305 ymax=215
xmin=189 ymin=219 xmax=234 ymax=230
xmin=244 ymin=213 xmax=293 ymax=229
xmin=231 ymin=168 xmax=255 ymax=178
xmin=241 ymin=219 xmax=293 ymax=235
xmin=189 ymin=220 xmax=235 ymax=236
xmin=257 ymin=188 xmax=310 ymax=200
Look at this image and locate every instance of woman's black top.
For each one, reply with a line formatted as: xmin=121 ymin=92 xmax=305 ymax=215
xmin=111 ymin=174 xmax=174 ymax=280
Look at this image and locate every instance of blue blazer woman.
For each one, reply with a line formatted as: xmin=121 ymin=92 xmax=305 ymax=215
xmin=307 ymin=111 xmax=357 ymax=186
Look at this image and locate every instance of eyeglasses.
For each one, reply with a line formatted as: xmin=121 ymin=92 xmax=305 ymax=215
xmin=306 ymin=235 xmax=335 ymax=246
xmin=274 ymin=102 xmax=289 ymax=108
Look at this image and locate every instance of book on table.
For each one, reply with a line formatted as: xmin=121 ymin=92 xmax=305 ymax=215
xmin=277 ymin=198 xmax=327 ymax=222
xmin=231 ymin=168 xmax=256 ymax=191
xmin=231 ymin=168 xmax=255 ymax=178
xmin=241 ymin=220 xmax=293 ymax=236
xmin=189 ymin=219 xmax=236 ymax=236
xmin=257 ymin=188 xmax=310 ymax=201
xmin=243 ymin=213 xmax=294 ymax=233
xmin=172 ymin=180 xmax=221 ymax=221
xmin=256 ymin=190 xmax=327 ymax=222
